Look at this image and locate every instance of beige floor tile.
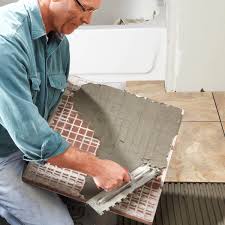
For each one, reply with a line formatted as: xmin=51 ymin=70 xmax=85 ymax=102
xmin=126 ymin=81 xmax=166 ymax=98
xmin=126 ymin=81 xmax=219 ymax=121
xmin=166 ymin=122 xmax=225 ymax=182
xmin=223 ymin=122 xmax=225 ymax=132
xmin=213 ymin=92 xmax=225 ymax=121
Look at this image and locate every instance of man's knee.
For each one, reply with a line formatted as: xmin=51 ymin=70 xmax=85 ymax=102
xmin=1 ymin=179 xmax=74 ymax=225
xmin=22 ymin=191 xmax=74 ymax=225
xmin=0 ymin=153 xmax=74 ymax=225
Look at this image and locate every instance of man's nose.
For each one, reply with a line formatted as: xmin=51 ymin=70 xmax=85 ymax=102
xmin=82 ymin=12 xmax=92 ymax=24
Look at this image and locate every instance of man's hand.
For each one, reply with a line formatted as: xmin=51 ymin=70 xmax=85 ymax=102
xmin=48 ymin=145 xmax=130 ymax=192
xmin=93 ymin=159 xmax=131 ymax=192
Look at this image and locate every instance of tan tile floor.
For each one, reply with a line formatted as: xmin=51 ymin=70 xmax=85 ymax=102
xmin=127 ymin=81 xmax=219 ymax=122
xmin=126 ymin=81 xmax=225 ymax=182
xmin=213 ymin=92 xmax=225 ymax=121
xmin=213 ymin=92 xmax=225 ymax=133
xmin=166 ymin=122 xmax=225 ymax=182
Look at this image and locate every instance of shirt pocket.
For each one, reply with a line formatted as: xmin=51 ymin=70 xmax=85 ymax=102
xmin=29 ymin=77 xmax=41 ymax=103
xmin=47 ymin=74 xmax=67 ymax=110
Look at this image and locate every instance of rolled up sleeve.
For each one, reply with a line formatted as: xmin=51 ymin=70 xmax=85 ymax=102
xmin=0 ymin=37 xmax=70 ymax=164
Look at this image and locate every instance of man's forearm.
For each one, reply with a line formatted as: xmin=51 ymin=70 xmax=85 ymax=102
xmin=48 ymin=145 xmax=130 ymax=191
xmin=48 ymin=145 xmax=102 ymax=177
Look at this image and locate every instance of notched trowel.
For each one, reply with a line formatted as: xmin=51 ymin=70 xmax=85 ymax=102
xmin=87 ymin=163 xmax=161 ymax=215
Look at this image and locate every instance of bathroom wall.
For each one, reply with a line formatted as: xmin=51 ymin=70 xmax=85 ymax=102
xmin=0 ymin=0 xmax=159 ymax=25
xmin=166 ymin=0 xmax=225 ymax=91
xmin=92 ymin=0 xmax=159 ymax=25
xmin=0 ymin=0 xmax=166 ymax=89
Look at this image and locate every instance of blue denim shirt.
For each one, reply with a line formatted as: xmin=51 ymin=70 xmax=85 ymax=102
xmin=0 ymin=0 xmax=70 ymax=163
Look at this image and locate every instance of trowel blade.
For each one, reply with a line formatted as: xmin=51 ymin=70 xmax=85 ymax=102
xmin=86 ymin=164 xmax=161 ymax=215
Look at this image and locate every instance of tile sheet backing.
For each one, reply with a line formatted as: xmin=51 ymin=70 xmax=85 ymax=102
xmin=22 ymin=85 xmax=182 ymax=224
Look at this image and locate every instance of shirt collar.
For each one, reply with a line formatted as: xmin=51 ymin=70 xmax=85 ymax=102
xmin=22 ymin=0 xmax=65 ymax=41
xmin=22 ymin=0 xmax=46 ymax=40
xmin=54 ymin=32 xmax=65 ymax=41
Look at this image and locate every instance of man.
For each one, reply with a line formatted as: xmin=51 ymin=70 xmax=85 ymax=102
xmin=0 ymin=0 xmax=130 ymax=224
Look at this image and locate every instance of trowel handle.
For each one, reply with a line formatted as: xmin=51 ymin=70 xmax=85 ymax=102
xmin=124 ymin=168 xmax=132 ymax=181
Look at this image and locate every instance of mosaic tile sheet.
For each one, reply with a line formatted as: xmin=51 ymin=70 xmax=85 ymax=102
xmin=22 ymin=87 xmax=176 ymax=224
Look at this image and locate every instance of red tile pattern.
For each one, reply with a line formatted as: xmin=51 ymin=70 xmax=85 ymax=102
xmin=112 ymin=175 xmax=165 ymax=224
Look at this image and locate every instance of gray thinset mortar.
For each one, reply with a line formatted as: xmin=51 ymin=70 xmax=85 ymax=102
xmin=72 ymin=83 xmax=182 ymax=199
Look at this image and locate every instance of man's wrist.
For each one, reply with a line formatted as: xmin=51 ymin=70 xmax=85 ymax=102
xmin=86 ymin=157 xmax=103 ymax=177
xmin=48 ymin=144 xmax=103 ymax=177
xmin=78 ymin=151 xmax=103 ymax=177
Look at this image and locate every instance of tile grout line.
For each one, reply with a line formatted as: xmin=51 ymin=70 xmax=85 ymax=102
xmin=182 ymin=121 xmax=222 ymax=122
xmin=212 ymin=93 xmax=225 ymax=136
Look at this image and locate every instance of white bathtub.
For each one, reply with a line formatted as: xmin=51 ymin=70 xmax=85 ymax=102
xmin=67 ymin=0 xmax=167 ymax=87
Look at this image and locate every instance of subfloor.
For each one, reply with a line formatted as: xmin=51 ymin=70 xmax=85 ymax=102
xmin=65 ymin=182 xmax=225 ymax=225
xmin=126 ymin=81 xmax=225 ymax=182
xmin=118 ymin=182 xmax=225 ymax=225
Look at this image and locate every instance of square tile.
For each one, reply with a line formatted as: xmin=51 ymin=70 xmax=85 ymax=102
xmin=74 ymin=83 xmax=182 ymax=169
xmin=166 ymin=122 xmax=225 ymax=182
xmin=213 ymin=92 xmax=225 ymax=121
xmin=126 ymin=81 xmax=166 ymax=98
xmin=126 ymin=81 xmax=219 ymax=122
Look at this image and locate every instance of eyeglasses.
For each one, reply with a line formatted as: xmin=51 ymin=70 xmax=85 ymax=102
xmin=74 ymin=0 xmax=96 ymax=12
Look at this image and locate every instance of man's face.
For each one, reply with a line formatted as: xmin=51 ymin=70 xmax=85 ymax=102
xmin=49 ymin=0 xmax=101 ymax=34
